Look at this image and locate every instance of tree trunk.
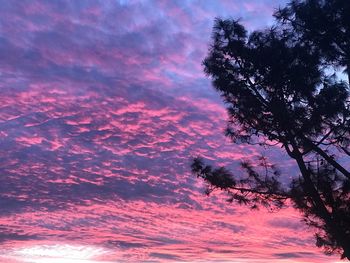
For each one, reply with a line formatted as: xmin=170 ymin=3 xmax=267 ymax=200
xmin=292 ymin=146 xmax=350 ymax=260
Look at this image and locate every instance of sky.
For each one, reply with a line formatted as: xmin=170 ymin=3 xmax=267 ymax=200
xmin=0 ymin=0 xmax=345 ymax=262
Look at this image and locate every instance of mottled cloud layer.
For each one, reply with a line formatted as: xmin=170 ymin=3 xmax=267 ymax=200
xmin=0 ymin=1 xmax=341 ymax=262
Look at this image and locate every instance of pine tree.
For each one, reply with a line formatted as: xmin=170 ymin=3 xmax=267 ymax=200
xmin=192 ymin=2 xmax=350 ymax=258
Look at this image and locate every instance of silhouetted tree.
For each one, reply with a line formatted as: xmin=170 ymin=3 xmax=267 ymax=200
xmin=192 ymin=1 xmax=350 ymax=259
xmin=275 ymin=0 xmax=350 ymax=81
xmin=275 ymin=0 xmax=350 ymax=157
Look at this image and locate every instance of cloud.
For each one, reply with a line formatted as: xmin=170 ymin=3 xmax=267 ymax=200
xmin=0 ymin=228 xmax=41 ymax=243
xmin=149 ymin=252 xmax=181 ymax=261
xmin=0 ymin=0 xmax=338 ymax=262
xmin=274 ymin=252 xmax=318 ymax=259
xmin=267 ymin=217 xmax=305 ymax=230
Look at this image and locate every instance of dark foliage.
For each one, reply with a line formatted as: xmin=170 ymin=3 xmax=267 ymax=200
xmin=275 ymin=0 xmax=350 ymax=74
xmin=191 ymin=157 xmax=288 ymax=210
xmin=193 ymin=0 xmax=350 ymax=259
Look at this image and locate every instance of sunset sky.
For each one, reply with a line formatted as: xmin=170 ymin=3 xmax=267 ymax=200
xmin=0 ymin=1 xmax=345 ymax=262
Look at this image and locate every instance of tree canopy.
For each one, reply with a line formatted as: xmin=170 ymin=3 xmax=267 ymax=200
xmin=192 ymin=0 xmax=350 ymax=259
